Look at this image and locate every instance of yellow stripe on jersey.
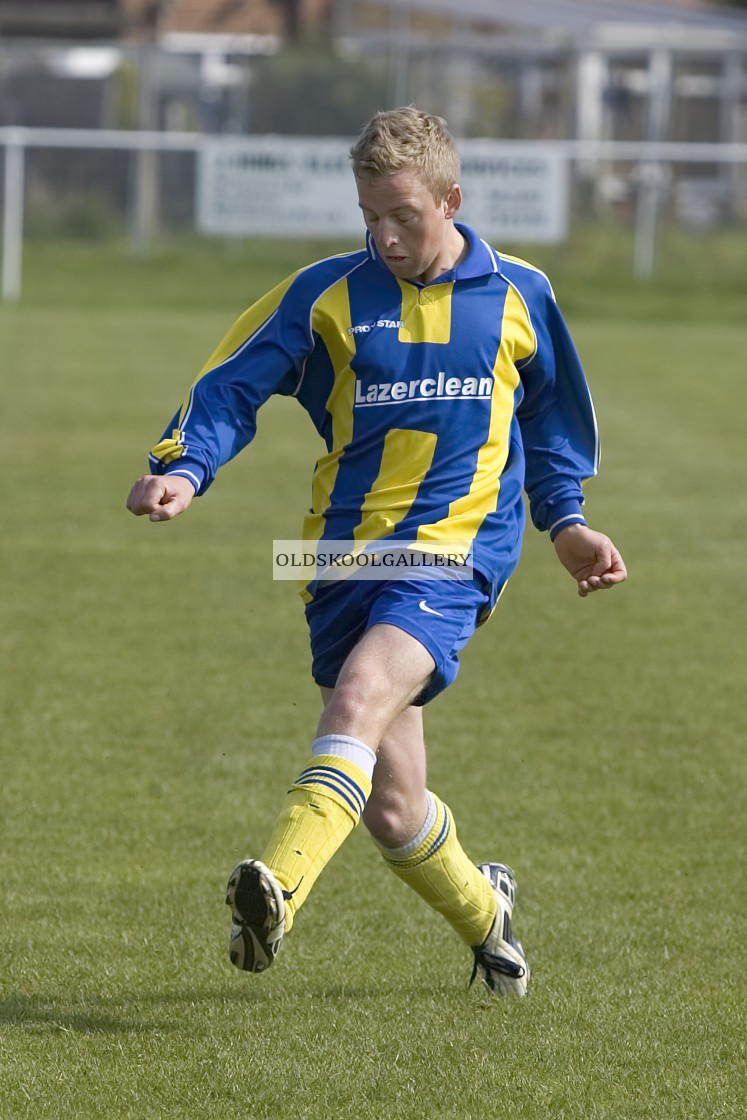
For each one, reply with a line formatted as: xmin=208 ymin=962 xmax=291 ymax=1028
xmin=303 ymin=278 xmax=358 ymax=546
xmin=354 ymin=428 xmax=438 ymax=542
xmin=497 ymin=252 xmax=555 ymax=298
xmin=398 ymin=280 xmax=453 ymax=345
xmin=150 ymin=272 xmax=301 ymax=467
xmin=194 ymin=272 xmax=301 ymax=384
xmin=416 ymin=285 xmax=535 ymax=545
xmin=150 ymin=429 xmax=187 ymax=464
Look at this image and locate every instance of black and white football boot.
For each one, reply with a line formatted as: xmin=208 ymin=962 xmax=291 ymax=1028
xmin=225 ymin=859 xmax=286 ymax=973
xmin=470 ymin=862 xmax=530 ymax=997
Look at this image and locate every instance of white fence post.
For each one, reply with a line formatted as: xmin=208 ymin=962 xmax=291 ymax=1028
xmin=633 ymin=49 xmax=673 ymax=281
xmin=2 ymin=130 xmax=26 ymax=304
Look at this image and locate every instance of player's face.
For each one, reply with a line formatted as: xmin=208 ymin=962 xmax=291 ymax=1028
xmin=356 ymin=169 xmax=464 ymax=285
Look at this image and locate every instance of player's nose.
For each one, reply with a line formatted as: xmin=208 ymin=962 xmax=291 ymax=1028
xmin=379 ymin=221 xmax=399 ymax=246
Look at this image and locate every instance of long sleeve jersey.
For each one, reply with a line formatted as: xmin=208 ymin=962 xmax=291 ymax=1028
xmin=150 ymin=223 xmax=599 ymax=603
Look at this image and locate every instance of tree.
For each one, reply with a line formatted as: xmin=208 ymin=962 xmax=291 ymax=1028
xmin=249 ymin=44 xmax=387 ymax=136
xmin=271 ymin=0 xmax=302 ymax=41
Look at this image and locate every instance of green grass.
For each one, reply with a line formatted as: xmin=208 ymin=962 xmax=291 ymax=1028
xmin=1 ymin=237 xmax=745 ymax=1118
xmin=14 ymin=220 xmax=747 ymax=321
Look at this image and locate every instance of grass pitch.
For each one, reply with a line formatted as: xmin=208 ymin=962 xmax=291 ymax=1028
xmin=0 ymin=236 xmax=745 ymax=1119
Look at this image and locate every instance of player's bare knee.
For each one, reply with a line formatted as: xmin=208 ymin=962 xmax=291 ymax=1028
xmin=327 ymin=671 xmax=393 ymax=727
xmin=362 ymin=797 xmax=412 ymax=848
xmin=322 ymin=680 xmax=368 ymax=728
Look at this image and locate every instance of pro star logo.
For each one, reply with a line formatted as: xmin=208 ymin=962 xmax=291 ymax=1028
xmin=347 ymin=319 xmax=404 ymax=335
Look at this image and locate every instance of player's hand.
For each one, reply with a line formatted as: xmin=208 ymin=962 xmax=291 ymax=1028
xmin=126 ymin=474 xmax=196 ymax=522
xmin=553 ymin=523 xmax=627 ymax=597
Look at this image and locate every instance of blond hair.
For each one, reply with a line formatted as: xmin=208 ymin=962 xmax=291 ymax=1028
xmin=350 ymin=107 xmax=460 ymax=203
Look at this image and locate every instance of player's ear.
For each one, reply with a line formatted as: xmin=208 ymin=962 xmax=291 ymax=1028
xmin=443 ymin=184 xmax=462 ymax=219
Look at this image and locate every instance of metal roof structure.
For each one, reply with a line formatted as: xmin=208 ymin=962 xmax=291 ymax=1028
xmin=338 ymin=0 xmax=747 ymax=51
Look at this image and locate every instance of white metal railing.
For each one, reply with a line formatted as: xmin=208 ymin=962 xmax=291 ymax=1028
xmin=3 ymin=126 xmax=747 ymax=301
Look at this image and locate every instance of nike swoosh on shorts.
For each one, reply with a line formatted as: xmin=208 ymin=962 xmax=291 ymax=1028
xmin=418 ymin=599 xmax=444 ymax=617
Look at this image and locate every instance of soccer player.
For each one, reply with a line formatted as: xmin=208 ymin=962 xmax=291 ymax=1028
xmin=126 ymin=107 xmax=626 ymax=997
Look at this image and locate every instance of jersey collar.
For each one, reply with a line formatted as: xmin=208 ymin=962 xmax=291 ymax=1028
xmin=365 ymin=222 xmax=501 ymax=286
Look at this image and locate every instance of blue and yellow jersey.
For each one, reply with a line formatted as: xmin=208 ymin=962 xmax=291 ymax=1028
xmin=149 ymin=224 xmax=598 ymax=601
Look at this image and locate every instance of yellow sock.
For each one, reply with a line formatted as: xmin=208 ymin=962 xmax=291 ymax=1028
xmin=379 ymin=792 xmax=496 ymax=946
xmin=261 ymin=745 xmax=374 ymax=932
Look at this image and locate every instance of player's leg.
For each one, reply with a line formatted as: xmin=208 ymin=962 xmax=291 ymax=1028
xmin=260 ymin=623 xmax=434 ymax=913
xmin=364 ymin=706 xmax=529 ymax=995
xmin=227 ymin=575 xmax=528 ymax=989
xmin=358 ymin=579 xmax=529 ymax=994
xmin=226 ymin=622 xmax=434 ymax=973
xmin=363 ymin=704 xmax=497 ymax=947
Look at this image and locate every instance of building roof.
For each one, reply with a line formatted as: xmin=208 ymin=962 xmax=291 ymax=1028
xmin=121 ymin=0 xmax=330 ymax=40
xmin=344 ymin=0 xmax=747 ymax=50
xmin=0 ymin=0 xmax=332 ymax=41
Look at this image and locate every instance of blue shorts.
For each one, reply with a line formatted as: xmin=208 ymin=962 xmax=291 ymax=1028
xmin=305 ymin=575 xmax=492 ymax=705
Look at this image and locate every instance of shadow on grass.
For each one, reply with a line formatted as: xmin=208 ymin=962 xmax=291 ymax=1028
xmin=0 ymin=993 xmax=180 ymax=1035
xmin=0 ymin=972 xmax=470 ymax=1036
xmin=0 ymin=983 xmax=284 ymax=1035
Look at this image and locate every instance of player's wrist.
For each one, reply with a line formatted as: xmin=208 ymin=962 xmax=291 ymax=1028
xmin=548 ymin=512 xmax=586 ymax=542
